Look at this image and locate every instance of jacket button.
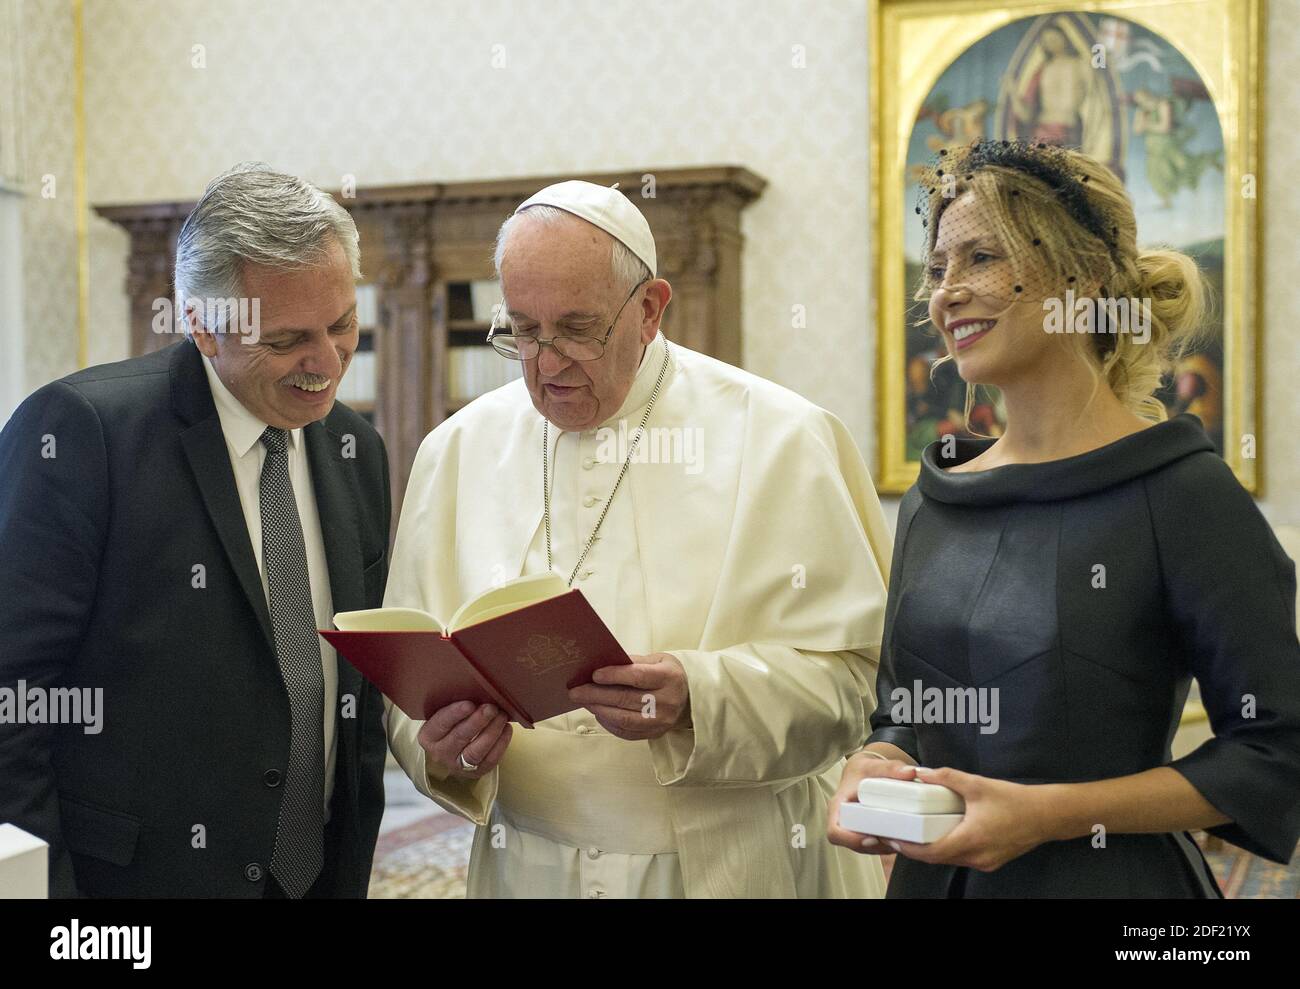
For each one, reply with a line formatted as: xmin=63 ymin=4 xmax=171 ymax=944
xmin=244 ymin=862 xmax=264 ymax=883
xmin=264 ymin=769 xmax=282 ymax=787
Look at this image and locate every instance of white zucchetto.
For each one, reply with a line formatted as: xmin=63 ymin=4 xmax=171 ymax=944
xmin=514 ymin=179 xmax=657 ymax=277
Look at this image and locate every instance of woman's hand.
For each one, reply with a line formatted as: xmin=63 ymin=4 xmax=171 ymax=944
xmin=827 ymin=748 xmax=921 ymax=855
xmin=885 ymin=766 xmax=1054 ymax=872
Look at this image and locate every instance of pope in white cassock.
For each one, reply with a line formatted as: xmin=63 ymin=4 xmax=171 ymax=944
xmin=384 ymin=180 xmax=893 ymax=898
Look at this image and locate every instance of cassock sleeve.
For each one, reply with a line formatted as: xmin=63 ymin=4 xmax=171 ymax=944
xmin=646 ymin=402 xmax=892 ymax=787
xmin=648 ymin=644 xmax=876 ymax=786
xmin=384 ymin=698 xmax=498 ymax=826
xmin=1152 ymin=454 xmax=1300 ymax=864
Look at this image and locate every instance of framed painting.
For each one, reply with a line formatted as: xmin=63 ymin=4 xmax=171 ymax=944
xmin=870 ymin=0 xmax=1263 ymax=494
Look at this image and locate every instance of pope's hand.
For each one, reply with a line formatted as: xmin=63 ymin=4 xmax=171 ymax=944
xmin=567 ymin=652 xmax=690 ymax=740
xmin=826 ymin=749 xmax=920 ymax=855
xmin=418 ymin=701 xmax=512 ymax=780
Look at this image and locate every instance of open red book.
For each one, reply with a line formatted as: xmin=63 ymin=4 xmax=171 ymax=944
xmin=319 ymin=573 xmax=631 ymax=729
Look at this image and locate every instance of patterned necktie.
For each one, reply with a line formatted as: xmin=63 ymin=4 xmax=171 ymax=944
xmin=259 ymin=426 xmax=325 ymax=898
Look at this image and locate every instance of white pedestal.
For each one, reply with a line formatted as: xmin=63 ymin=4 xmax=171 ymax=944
xmin=0 ymin=823 xmax=49 ymax=898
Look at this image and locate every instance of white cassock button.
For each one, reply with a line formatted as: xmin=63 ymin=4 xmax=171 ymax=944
xmin=579 ymin=569 xmax=594 ymax=581
xmin=587 ymin=847 xmax=601 ymax=860
xmin=576 ymin=725 xmax=595 ymax=735
xmin=582 ymin=494 xmax=598 ymax=508
xmin=582 ymin=458 xmax=595 ymax=470
xmin=587 ymin=888 xmax=605 ymax=898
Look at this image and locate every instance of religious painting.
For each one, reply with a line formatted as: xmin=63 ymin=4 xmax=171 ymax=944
xmin=870 ymin=0 xmax=1263 ymax=494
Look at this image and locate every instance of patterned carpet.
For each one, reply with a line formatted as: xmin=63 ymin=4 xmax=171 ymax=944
xmin=1198 ymin=835 xmax=1300 ymax=898
xmin=367 ymin=814 xmax=1300 ymax=898
xmin=370 ymin=812 xmax=475 ymax=899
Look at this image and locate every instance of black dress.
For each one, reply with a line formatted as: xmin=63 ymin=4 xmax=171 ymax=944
xmin=867 ymin=415 xmax=1300 ymax=897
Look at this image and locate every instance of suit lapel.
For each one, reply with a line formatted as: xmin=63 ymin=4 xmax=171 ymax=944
xmin=304 ymin=419 xmax=365 ymax=616
xmin=305 ymin=418 xmax=367 ymax=804
xmin=171 ymin=341 xmax=276 ymax=651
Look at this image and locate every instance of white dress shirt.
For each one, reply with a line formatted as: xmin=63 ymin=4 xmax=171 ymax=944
xmin=201 ymin=356 xmax=339 ymax=821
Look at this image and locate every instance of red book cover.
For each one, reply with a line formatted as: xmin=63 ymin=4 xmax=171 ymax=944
xmin=319 ymin=589 xmax=631 ymax=729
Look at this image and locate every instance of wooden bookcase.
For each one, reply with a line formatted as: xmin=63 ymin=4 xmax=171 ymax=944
xmin=95 ymin=166 xmax=767 ymax=523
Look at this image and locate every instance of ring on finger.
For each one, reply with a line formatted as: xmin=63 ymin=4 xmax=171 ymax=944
xmin=457 ymin=751 xmax=480 ymax=773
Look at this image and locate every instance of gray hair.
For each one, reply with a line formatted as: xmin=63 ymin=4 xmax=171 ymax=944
xmin=493 ymin=205 xmax=651 ymax=295
xmin=174 ymin=162 xmax=361 ymax=332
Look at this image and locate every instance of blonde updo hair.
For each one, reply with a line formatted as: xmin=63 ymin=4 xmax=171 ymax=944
xmin=914 ymin=142 xmax=1213 ymax=423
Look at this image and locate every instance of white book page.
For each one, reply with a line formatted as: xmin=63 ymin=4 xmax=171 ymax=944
xmin=330 ymin=607 xmax=446 ymax=634
xmin=448 ymin=572 xmax=568 ymax=632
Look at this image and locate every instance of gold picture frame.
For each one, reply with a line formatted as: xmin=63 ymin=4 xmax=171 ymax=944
xmin=870 ymin=0 xmax=1264 ymax=494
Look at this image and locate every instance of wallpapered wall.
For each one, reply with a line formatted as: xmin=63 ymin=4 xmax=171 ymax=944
xmin=8 ymin=0 xmax=79 ymax=400
xmin=9 ymin=0 xmax=1300 ymax=525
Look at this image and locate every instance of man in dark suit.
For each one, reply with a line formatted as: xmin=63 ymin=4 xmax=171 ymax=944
xmin=0 ymin=163 xmax=391 ymax=897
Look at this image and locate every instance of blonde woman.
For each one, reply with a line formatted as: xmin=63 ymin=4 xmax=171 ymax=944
xmin=828 ymin=140 xmax=1300 ymax=897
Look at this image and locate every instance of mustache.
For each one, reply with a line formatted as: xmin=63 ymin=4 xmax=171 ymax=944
xmin=282 ymin=372 xmax=333 ymax=387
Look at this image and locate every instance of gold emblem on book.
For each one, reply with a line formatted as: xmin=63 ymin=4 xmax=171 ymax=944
xmin=515 ymin=634 xmax=583 ymax=675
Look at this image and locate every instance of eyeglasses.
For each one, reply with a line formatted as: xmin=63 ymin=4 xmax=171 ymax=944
xmin=487 ymin=278 xmax=649 ymax=361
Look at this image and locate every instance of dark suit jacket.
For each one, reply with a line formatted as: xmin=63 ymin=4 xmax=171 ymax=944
xmin=0 ymin=339 xmax=391 ymax=897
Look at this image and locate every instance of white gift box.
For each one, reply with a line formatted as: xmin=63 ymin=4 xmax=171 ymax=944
xmin=0 ymin=823 xmax=48 ymax=899
xmin=838 ymin=802 xmax=963 ymax=844
xmin=837 ymin=777 xmax=965 ymax=844
xmin=857 ymin=777 xmax=965 ymax=814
